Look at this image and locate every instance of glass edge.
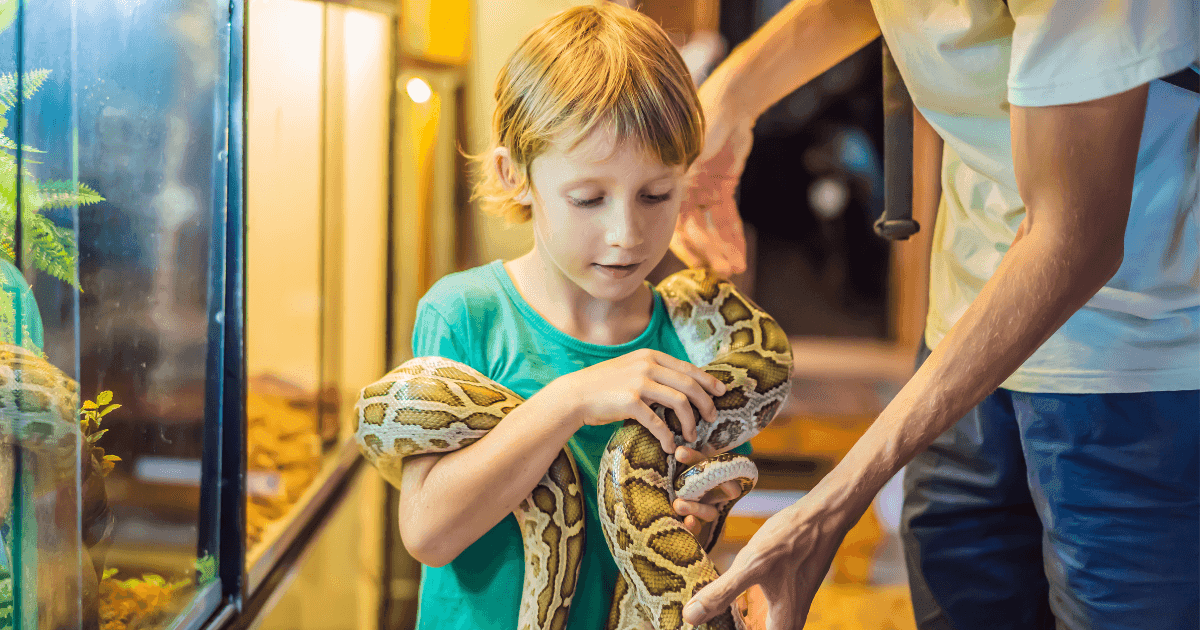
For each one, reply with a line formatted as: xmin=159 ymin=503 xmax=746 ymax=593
xmin=246 ymin=438 xmax=362 ymax=592
xmin=166 ymin=581 xmax=227 ymax=630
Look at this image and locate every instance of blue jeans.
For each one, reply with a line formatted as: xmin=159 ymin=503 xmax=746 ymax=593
xmin=902 ymin=341 xmax=1199 ymax=630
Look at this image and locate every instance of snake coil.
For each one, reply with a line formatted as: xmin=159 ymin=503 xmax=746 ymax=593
xmin=356 ymin=268 xmax=792 ymax=630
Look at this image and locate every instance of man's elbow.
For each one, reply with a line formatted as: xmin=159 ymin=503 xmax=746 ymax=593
xmin=1084 ymin=236 xmax=1124 ymax=288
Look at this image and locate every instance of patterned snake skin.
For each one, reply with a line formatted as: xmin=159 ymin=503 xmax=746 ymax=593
xmin=0 ymin=344 xmax=78 ymax=449
xmin=355 ymin=269 xmax=793 ymax=630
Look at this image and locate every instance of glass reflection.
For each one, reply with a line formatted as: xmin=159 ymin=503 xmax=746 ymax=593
xmin=1 ymin=0 xmax=229 ymax=627
xmin=245 ymin=0 xmax=323 ymax=560
xmin=244 ymin=0 xmax=390 ymax=577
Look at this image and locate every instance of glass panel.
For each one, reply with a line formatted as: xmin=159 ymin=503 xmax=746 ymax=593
xmin=392 ymin=68 xmax=460 ymax=362
xmin=0 ymin=0 xmax=230 ymax=627
xmin=333 ymin=6 xmax=389 ymax=429
xmin=255 ymin=472 xmax=386 ymax=630
xmin=0 ymin=1 xmax=88 ymax=628
xmin=245 ymin=0 xmax=324 ymax=569
xmin=245 ymin=0 xmax=390 ymax=583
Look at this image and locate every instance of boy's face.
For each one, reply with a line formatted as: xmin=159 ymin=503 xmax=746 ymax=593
xmin=525 ymin=130 xmax=686 ymax=302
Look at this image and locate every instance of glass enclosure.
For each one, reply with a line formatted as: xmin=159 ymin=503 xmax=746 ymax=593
xmin=1 ymin=0 xmax=233 ymax=628
xmin=0 ymin=0 xmax=425 ymax=626
xmin=244 ymin=0 xmax=390 ymax=589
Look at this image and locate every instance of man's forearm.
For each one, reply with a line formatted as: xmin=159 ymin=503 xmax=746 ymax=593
xmin=706 ymin=0 xmax=880 ymax=119
xmin=807 ymin=226 xmax=1122 ymax=523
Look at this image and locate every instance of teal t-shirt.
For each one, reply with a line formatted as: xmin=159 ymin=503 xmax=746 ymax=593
xmin=411 ymin=260 xmax=750 ymax=630
xmin=0 ymin=259 xmax=44 ymax=353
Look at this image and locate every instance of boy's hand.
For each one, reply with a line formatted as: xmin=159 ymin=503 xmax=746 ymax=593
xmin=550 ymin=349 xmax=726 ymax=453
xmin=673 ymin=445 xmax=745 ymax=537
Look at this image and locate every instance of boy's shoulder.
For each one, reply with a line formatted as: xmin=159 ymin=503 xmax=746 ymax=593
xmin=418 ymin=260 xmax=507 ymax=319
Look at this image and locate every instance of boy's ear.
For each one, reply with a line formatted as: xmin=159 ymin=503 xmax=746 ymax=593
xmin=493 ymin=147 xmax=534 ymax=206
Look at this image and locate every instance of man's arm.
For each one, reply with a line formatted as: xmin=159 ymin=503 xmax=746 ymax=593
xmin=813 ymin=83 xmax=1147 ymax=520
xmin=671 ymin=0 xmax=879 ymax=274
xmin=705 ymin=0 xmax=880 ymax=120
xmin=684 ymin=83 xmax=1150 ymax=629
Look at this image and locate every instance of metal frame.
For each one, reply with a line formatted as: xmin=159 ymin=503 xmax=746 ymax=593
xmin=221 ymin=0 xmax=250 ymax=610
xmin=208 ymin=0 xmax=393 ymax=627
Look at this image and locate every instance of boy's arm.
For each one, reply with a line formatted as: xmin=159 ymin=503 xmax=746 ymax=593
xmin=398 ymin=308 xmax=722 ymax=567
xmin=397 ymin=387 xmax=583 ymax=567
xmin=397 ymin=303 xmax=583 ymax=567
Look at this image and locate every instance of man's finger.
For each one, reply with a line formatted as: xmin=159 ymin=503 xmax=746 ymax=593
xmin=682 ymin=563 xmax=756 ymax=625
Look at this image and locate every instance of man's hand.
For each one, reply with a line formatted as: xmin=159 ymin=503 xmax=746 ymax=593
xmin=680 ymin=496 xmax=857 ymax=630
xmin=672 ymin=82 xmax=753 ymax=276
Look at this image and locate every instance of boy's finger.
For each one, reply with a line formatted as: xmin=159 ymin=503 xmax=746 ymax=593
xmin=674 ymin=499 xmax=718 ymax=522
xmin=675 ymin=445 xmax=705 ymax=465
xmin=634 ymin=404 xmax=676 ymax=453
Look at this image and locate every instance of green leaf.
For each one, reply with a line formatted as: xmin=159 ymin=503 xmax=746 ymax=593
xmin=102 ymin=454 xmax=121 ymax=462
xmin=81 ymin=400 xmax=98 ymax=410
xmin=22 ymin=215 xmax=79 ymax=289
xmin=96 ymin=390 xmax=113 ymax=405
xmin=142 ymin=574 xmax=167 ymax=587
xmin=0 ymin=133 xmax=45 ymax=154
xmin=195 ymin=554 xmax=218 ymax=584
xmin=34 ymin=180 xmax=104 ymax=209
xmin=0 ymin=69 xmax=50 ymax=113
xmin=102 ymin=567 xmax=118 ymax=580
xmin=0 ymin=1 xmax=16 ymax=36
xmin=86 ymin=428 xmax=108 ymax=443
xmin=100 ymin=403 xmax=121 ymax=416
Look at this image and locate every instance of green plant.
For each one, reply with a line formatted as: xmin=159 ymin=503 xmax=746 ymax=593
xmin=0 ymin=562 xmax=10 ymax=630
xmin=194 ymin=554 xmax=216 ymax=586
xmin=0 ymin=67 xmax=104 ymax=291
xmin=79 ymin=390 xmax=121 ymax=477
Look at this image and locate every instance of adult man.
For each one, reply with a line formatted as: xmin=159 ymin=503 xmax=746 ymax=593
xmin=672 ymin=1 xmax=1199 ymax=628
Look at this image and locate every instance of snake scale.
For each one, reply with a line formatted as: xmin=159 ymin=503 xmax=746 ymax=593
xmin=355 ymin=268 xmax=793 ymax=630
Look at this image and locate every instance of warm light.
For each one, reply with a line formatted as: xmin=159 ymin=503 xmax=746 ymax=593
xmin=406 ymin=77 xmax=432 ymax=104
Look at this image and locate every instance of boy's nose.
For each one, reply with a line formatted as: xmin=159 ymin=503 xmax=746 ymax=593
xmin=604 ymin=204 xmax=643 ymax=249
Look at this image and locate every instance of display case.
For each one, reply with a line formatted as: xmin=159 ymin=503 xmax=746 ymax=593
xmin=243 ymin=0 xmax=391 ymax=596
xmin=0 ymin=0 xmax=396 ymax=628
xmin=0 ymin=0 xmax=237 ymax=627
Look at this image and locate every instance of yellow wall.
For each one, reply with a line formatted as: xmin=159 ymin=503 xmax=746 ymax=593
xmin=334 ymin=6 xmax=391 ymax=431
xmin=257 ymin=471 xmax=387 ymax=630
xmin=462 ymin=0 xmax=596 ymax=267
xmin=246 ymin=0 xmax=324 ymax=394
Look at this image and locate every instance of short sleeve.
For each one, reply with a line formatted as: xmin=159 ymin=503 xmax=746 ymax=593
xmin=411 ymin=299 xmax=472 ymax=365
xmin=1006 ymin=0 xmax=1198 ymax=107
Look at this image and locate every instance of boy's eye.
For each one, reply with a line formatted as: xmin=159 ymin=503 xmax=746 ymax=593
xmin=568 ymin=195 xmax=604 ymax=208
xmin=643 ymin=193 xmax=672 ymax=204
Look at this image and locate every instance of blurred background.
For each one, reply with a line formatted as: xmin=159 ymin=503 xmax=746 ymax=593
xmin=0 ymin=0 xmax=940 ymax=628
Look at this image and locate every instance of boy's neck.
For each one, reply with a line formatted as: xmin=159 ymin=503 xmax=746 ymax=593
xmin=504 ymin=254 xmax=655 ymax=346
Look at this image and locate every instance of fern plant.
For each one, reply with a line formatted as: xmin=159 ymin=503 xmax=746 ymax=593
xmin=0 ymin=67 xmax=104 ymax=291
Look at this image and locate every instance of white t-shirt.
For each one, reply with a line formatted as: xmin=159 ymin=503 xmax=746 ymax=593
xmin=870 ymin=0 xmax=1199 ymax=393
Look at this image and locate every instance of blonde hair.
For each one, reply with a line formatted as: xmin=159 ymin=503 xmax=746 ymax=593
xmin=474 ymin=2 xmax=705 ymax=224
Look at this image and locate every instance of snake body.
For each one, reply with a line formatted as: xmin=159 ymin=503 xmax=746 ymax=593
xmin=355 ymin=268 xmax=792 ymax=630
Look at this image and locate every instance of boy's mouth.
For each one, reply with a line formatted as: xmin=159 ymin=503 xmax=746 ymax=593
xmin=593 ymin=262 xmax=640 ymax=278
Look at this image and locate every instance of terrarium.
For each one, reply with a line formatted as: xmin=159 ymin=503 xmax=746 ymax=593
xmin=0 ymin=0 xmax=233 ymax=628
